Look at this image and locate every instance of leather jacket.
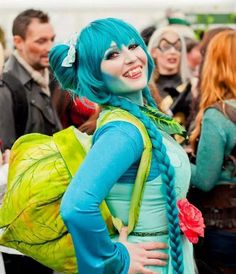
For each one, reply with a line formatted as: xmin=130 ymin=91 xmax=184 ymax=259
xmin=0 ymin=55 xmax=62 ymax=149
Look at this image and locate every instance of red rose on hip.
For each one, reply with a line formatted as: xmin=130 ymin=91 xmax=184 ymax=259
xmin=177 ymin=198 xmax=205 ymax=244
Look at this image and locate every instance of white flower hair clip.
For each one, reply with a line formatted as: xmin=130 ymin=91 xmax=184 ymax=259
xmin=61 ymin=32 xmax=78 ymax=67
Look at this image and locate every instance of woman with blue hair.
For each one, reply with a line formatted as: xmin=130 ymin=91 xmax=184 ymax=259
xmin=49 ymin=18 xmax=200 ymax=274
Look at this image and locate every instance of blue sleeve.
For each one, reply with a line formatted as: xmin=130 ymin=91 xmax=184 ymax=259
xmin=191 ymin=109 xmax=226 ymax=191
xmin=60 ymin=121 xmax=143 ymax=274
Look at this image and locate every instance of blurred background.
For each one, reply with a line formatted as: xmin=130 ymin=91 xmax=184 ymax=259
xmin=0 ymin=0 xmax=235 ymax=47
xmin=0 ymin=2 xmax=236 ymax=274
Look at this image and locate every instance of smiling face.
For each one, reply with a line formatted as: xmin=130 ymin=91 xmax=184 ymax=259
xmin=100 ymin=41 xmax=148 ymax=99
xmin=152 ymin=31 xmax=181 ymax=75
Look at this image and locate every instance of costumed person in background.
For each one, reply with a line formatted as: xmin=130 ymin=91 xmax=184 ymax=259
xmin=147 ymin=26 xmax=192 ymax=133
xmin=63 ymin=96 xmax=100 ymax=135
xmin=166 ymin=10 xmax=196 ymax=41
xmin=50 ymin=18 xmax=204 ymax=274
xmin=186 ymin=26 xmax=233 ymax=138
xmin=189 ymin=30 xmax=236 ymax=274
xmin=51 ymin=84 xmax=100 ymax=135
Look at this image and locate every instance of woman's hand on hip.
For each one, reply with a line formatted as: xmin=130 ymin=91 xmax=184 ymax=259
xmin=119 ymin=227 xmax=168 ymax=274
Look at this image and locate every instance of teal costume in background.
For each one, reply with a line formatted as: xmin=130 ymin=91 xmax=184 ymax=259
xmin=190 ymin=100 xmax=236 ymax=271
xmin=61 ymin=110 xmax=195 ymax=273
xmin=191 ymin=100 xmax=236 ymax=189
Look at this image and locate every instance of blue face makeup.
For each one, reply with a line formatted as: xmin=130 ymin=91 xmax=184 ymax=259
xmin=102 ymin=42 xmax=129 ymax=93
xmin=102 ymin=72 xmax=131 ymax=94
xmin=101 ymin=72 xmax=145 ymax=106
xmin=101 ymin=40 xmax=148 ymax=105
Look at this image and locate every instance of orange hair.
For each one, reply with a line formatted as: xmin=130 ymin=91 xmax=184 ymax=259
xmin=190 ymin=30 xmax=236 ymax=151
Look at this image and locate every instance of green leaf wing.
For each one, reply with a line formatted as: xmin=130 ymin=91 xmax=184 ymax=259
xmin=141 ymin=105 xmax=188 ymax=138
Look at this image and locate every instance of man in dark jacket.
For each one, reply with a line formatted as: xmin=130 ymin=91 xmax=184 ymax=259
xmin=0 ymin=9 xmax=62 ymax=274
xmin=0 ymin=9 xmax=62 ymax=150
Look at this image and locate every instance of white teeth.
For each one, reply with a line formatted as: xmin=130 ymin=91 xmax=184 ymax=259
xmin=128 ymin=71 xmax=133 ymax=77
xmin=127 ymin=67 xmax=141 ymax=77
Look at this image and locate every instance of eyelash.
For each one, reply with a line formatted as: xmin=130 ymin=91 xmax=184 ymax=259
xmin=106 ymin=51 xmax=120 ymax=60
xmin=105 ymin=43 xmax=139 ymax=60
xmin=128 ymin=43 xmax=139 ymax=50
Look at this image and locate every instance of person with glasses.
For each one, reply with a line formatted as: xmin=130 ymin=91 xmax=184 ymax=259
xmin=148 ymin=26 xmax=193 ymax=133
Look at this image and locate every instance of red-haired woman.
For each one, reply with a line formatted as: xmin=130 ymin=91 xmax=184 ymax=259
xmin=189 ymin=29 xmax=236 ymax=274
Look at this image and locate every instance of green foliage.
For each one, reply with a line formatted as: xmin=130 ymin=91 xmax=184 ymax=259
xmin=194 ymin=13 xmax=236 ymax=25
xmin=141 ymin=105 xmax=188 ymax=138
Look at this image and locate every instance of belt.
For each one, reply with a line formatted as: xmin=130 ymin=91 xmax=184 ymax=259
xmin=129 ymin=230 xmax=168 ymax=237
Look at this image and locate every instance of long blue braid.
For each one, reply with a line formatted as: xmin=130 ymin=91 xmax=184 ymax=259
xmin=108 ymin=94 xmax=184 ymax=274
xmin=142 ymin=87 xmax=157 ymax=108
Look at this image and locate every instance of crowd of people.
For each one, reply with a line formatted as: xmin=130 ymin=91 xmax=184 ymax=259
xmin=0 ymin=7 xmax=235 ymax=274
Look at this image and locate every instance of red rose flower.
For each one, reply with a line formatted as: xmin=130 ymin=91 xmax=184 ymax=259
xmin=177 ymin=198 xmax=205 ymax=244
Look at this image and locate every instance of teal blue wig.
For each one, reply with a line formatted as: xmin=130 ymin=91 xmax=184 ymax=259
xmin=49 ymin=17 xmax=154 ymax=104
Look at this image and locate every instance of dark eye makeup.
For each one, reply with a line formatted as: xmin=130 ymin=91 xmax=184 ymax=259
xmin=104 ymin=43 xmax=140 ymax=60
xmin=105 ymin=50 xmax=120 ymax=60
xmin=157 ymin=38 xmax=182 ymax=52
xmin=128 ymin=43 xmax=139 ymax=50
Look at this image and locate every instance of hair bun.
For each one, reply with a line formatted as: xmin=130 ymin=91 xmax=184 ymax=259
xmin=49 ymin=44 xmax=78 ymax=91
